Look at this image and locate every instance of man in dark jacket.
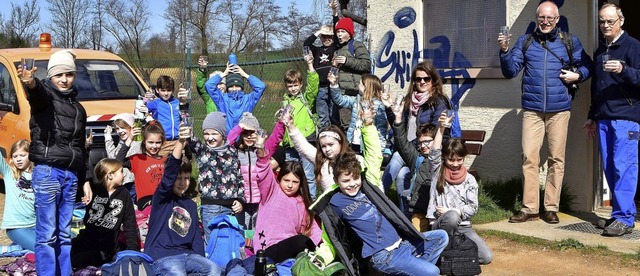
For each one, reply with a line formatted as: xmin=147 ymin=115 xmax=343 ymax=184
xmin=498 ymin=1 xmax=592 ymax=224
xmin=18 ymin=49 xmax=88 ymax=276
xmin=585 ymin=3 xmax=640 ymax=237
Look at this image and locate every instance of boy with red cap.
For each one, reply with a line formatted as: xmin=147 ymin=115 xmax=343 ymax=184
xmin=332 ymin=16 xmax=372 ymax=129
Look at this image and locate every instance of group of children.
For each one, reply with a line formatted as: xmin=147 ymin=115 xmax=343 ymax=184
xmin=3 ymin=3 xmax=492 ymax=275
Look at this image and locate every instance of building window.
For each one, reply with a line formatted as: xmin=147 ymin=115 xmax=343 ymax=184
xmin=423 ymin=0 xmax=506 ymax=68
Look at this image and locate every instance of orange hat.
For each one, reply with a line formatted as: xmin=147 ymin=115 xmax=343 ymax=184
xmin=335 ymin=17 xmax=354 ymax=37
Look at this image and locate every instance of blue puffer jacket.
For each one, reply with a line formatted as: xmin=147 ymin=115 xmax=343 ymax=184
xmin=500 ymin=28 xmax=592 ymax=113
xmin=329 ymin=85 xmax=388 ymax=151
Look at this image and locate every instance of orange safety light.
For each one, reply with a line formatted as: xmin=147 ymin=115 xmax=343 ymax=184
xmin=39 ymin=33 xmax=52 ymax=51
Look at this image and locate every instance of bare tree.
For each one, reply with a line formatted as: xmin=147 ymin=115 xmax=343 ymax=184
xmin=278 ymin=2 xmax=320 ymax=50
xmin=103 ymin=0 xmax=154 ymax=82
xmin=46 ymin=0 xmax=92 ymax=48
xmin=165 ymin=0 xmax=193 ymax=54
xmin=2 ymin=0 xmax=40 ymax=47
xmin=188 ymin=0 xmax=218 ymax=55
xmin=89 ymin=0 xmax=106 ymax=50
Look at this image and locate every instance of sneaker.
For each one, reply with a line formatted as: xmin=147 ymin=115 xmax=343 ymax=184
xmin=596 ymin=218 xmax=615 ymax=229
xmin=602 ymin=220 xmax=633 ymax=237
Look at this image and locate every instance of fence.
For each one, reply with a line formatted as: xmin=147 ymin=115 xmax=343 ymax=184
xmin=128 ymin=49 xmax=309 ymax=137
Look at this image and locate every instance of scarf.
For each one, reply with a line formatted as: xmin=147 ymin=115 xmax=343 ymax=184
xmin=410 ymin=91 xmax=429 ymax=115
xmin=444 ymin=166 xmax=467 ymax=185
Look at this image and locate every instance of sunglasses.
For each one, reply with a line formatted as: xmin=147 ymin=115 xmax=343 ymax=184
xmin=414 ymin=76 xmax=432 ymax=83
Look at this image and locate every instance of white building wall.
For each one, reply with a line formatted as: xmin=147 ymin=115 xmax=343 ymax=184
xmin=367 ymin=0 xmax=597 ymax=211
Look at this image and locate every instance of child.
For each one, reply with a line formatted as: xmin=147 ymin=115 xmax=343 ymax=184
xmin=329 ymin=72 xmax=388 ymax=153
xmin=332 ymin=16 xmax=372 ymax=128
xmin=304 ymin=19 xmax=339 ymax=128
xmin=187 ymin=112 xmax=245 ymax=240
xmin=384 ymin=92 xmax=438 ymax=232
xmin=144 ymin=125 xmax=222 ymax=275
xmin=120 ymin=121 xmax=167 ymax=210
xmin=426 ymin=112 xmax=493 ymax=265
xmin=253 ymin=130 xmax=322 ymax=263
xmin=280 ymin=54 xmax=320 ymax=199
xmin=195 ymin=57 xmax=219 ymax=113
xmin=18 ymin=49 xmax=91 ymax=276
xmin=204 ymin=63 xmax=267 ymax=132
xmin=312 ymin=152 xmax=448 ymax=275
xmin=104 ymin=113 xmax=141 ymax=202
xmin=286 ymin=106 xmax=383 ymax=192
xmin=0 ymin=139 xmax=35 ymax=251
xmin=227 ymin=112 xmax=285 ymax=232
xmin=70 ymin=159 xmax=139 ymax=269
xmin=144 ymin=75 xmax=189 ymax=156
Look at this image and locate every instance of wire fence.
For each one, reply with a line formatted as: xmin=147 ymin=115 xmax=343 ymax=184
xmin=128 ymin=49 xmax=309 ymax=136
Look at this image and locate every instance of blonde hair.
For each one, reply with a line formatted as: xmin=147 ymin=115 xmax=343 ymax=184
xmin=361 ymin=74 xmax=382 ymax=102
xmin=9 ymin=139 xmax=32 ymax=180
xmin=94 ymin=158 xmax=123 ymax=189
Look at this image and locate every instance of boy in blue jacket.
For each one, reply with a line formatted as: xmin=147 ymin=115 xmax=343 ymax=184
xmin=204 ymin=63 xmax=266 ymax=132
xmin=145 ymin=75 xmax=189 ymax=156
xmin=144 ymin=125 xmax=222 ymax=275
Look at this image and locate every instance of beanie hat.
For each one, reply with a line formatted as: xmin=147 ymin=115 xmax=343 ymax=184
xmin=112 ymin=113 xmax=135 ymax=128
xmin=335 ymin=18 xmax=355 ymax=38
xmin=239 ymin=112 xmax=261 ymax=131
xmin=226 ymin=74 xmax=244 ymax=90
xmin=202 ymin=112 xmax=227 ymax=136
xmin=319 ymin=25 xmax=334 ymax=36
xmin=47 ymin=49 xmax=77 ymax=78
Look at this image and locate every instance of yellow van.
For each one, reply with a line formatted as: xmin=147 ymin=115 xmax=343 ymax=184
xmin=0 ymin=34 xmax=148 ymax=188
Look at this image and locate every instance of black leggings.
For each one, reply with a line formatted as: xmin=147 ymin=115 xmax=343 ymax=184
xmin=264 ymin=234 xmax=316 ymax=263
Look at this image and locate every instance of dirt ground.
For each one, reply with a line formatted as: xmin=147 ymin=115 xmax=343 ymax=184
xmin=0 ymin=193 xmax=638 ymax=275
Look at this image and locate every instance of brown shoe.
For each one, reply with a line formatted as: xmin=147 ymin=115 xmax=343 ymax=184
xmin=509 ymin=212 xmax=539 ymax=223
xmin=544 ymin=211 xmax=559 ymax=224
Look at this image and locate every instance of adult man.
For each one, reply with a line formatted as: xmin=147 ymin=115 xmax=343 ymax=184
xmin=584 ymin=4 xmax=640 ymax=237
xmin=499 ymin=1 xmax=592 ymax=224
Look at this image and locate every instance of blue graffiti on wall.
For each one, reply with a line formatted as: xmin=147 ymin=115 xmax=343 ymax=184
xmin=376 ymin=7 xmax=476 ymax=110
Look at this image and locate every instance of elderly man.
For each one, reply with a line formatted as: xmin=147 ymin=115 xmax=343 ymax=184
xmin=584 ymin=3 xmax=640 ymax=237
xmin=499 ymin=1 xmax=592 ymax=224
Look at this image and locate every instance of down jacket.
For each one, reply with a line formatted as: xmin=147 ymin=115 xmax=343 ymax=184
xmin=500 ymin=28 xmax=592 ymax=113
xmin=26 ymin=79 xmax=87 ymax=172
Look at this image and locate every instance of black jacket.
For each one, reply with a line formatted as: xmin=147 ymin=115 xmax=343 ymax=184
xmin=26 ymin=79 xmax=87 ymax=172
xmin=311 ymin=172 xmax=425 ymax=276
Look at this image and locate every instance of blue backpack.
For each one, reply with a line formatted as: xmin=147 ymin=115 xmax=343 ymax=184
xmin=205 ymin=214 xmax=245 ymax=268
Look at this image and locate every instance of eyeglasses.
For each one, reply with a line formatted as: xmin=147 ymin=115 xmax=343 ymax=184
xmin=537 ymin=16 xmax=558 ymax=22
xmin=418 ymin=139 xmax=434 ymax=148
xmin=599 ymin=18 xmax=620 ymax=26
xmin=414 ymin=76 xmax=432 ymax=83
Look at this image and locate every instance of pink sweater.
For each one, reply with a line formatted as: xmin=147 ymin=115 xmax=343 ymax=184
xmin=228 ymin=122 xmax=285 ymax=204
xmin=253 ymin=152 xmax=322 ymax=250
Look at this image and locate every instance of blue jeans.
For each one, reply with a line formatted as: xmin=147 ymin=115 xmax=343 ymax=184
xmin=370 ymin=230 xmax=448 ymax=276
xmin=32 ymin=164 xmax=78 ymax=276
xmin=382 ymin=152 xmax=411 ymax=215
xmin=201 ymin=204 xmax=233 ymax=244
xmin=6 ymin=227 xmax=36 ymax=251
xmin=153 ymin=253 xmax=222 ymax=276
xmin=598 ymin=119 xmax=639 ymax=227
xmin=285 ymin=148 xmax=317 ymax=200
xmin=316 ymin=86 xmax=340 ymax=129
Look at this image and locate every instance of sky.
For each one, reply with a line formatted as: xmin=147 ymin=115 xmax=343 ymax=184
xmin=0 ymin=0 xmax=316 ymax=37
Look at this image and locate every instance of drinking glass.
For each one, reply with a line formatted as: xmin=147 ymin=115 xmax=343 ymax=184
xmin=21 ymin=58 xmax=35 ymax=70
xmin=500 ymin=26 xmax=510 ymax=42
xmin=329 ymin=67 xmax=339 ymax=76
xmin=602 ymin=54 xmax=610 ymax=71
xmin=443 ymin=109 xmax=454 ymax=128
xmin=302 ymin=46 xmax=310 ymax=56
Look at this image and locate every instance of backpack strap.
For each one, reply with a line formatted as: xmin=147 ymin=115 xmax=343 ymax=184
xmin=559 ymin=31 xmax=574 ymax=65
xmin=521 ymin=33 xmax=534 ymax=55
xmin=348 ymin=39 xmax=355 ymax=57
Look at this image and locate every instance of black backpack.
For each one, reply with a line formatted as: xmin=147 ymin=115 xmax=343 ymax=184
xmin=437 ymin=232 xmax=482 ymax=276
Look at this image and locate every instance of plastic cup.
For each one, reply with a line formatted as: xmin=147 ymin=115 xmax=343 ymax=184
xmin=21 ymin=58 xmax=35 ymax=70
xmin=303 ymin=46 xmax=310 ymax=56
xmin=443 ymin=109 xmax=454 ymax=128
xmin=500 ymin=26 xmax=510 ymax=40
xmin=602 ymin=54 xmax=610 ymax=71
xmin=329 ymin=67 xmax=339 ymax=76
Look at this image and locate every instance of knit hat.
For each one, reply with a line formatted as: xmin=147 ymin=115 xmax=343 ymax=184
xmin=335 ymin=18 xmax=355 ymax=37
xmin=239 ymin=112 xmax=261 ymax=131
xmin=226 ymin=74 xmax=244 ymax=90
xmin=112 ymin=113 xmax=135 ymax=128
xmin=202 ymin=112 xmax=227 ymax=136
xmin=319 ymin=25 xmax=333 ymax=36
xmin=47 ymin=49 xmax=77 ymax=78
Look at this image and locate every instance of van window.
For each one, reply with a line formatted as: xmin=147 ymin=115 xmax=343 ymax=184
xmin=16 ymin=60 xmax=145 ymax=101
xmin=0 ymin=64 xmax=18 ymax=114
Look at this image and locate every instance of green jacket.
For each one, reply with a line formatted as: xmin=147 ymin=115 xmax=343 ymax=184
xmin=335 ymin=39 xmax=371 ymax=92
xmin=196 ymin=68 xmax=218 ymax=113
xmin=281 ymin=71 xmax=319 ymax=147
